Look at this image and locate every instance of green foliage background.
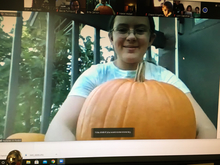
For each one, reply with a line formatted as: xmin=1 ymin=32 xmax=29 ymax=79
xmin=0 ymin=12 xmax=113 ymax=138
xmin=0 ymin=15 xmax=13 ymax=138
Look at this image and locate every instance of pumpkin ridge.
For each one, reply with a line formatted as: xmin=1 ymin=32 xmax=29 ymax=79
xmin=155 ymin=81 xmax=175 ymax=117
xmin=78 ymin=84 xmax=106 ymax=139
xmin=121 ymin=81 xmax=135 ymax=139
xmin=143 ymin=81 xmax=149 ymax=105
xmin=133 ymin=81 xmax=150 ymax=139
xmin=100 ymin=80 xmax=130 ymax=140
xmin=102 ymin=80 xmax=130 ymax=131
xmin=120 ymin=81 xmax=134 ymax=140
xmin=154 ymin=81 xmax=188 ymax=138
xmin=143 ymin=81 xmax=150 ymax=137
xmin=91 ymin=80 xmax=119 ymax=140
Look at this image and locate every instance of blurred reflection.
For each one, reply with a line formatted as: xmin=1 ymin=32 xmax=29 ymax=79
xmin=6 ymin=150 xmax=22 ymax=165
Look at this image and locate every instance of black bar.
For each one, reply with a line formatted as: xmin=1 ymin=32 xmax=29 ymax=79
xmin=92 ymin=128 xmax=134 ymax=138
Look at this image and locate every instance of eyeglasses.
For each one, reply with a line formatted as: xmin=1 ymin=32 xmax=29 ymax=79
xmin=110 ymin=26 xmax=150 ymax=38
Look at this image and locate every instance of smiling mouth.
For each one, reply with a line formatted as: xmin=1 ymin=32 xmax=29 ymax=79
xmin=123 ymin=46 xmax=138 ymax=48
xmin=123 ymin=46 xmax=138 ymax=53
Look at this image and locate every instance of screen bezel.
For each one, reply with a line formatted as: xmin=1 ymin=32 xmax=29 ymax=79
xmin=1 ymin=0 xmax=220 ymax=164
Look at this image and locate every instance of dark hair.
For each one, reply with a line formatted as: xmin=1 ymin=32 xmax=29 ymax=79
xmin=195 ymin=6 xmax=199 ymax=10
xmin=108 ymin=15 xmax=155 ymax=35
xmin=70 ymin=0 xmax=81 ymax=13
xmin=186 ymin=5 xmax=192 ymax=11
xmin=163 ymin=1 xmax=173 ymax=12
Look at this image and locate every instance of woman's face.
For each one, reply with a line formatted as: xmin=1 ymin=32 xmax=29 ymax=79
xmin=110 ymin=16 xmax=155 ymax=67
xmin=187 ymin=6 xmax=192 ymax=11
xmin=71 ymin=1 xmax=79 ymax=11
xmin=162 ymin=5 xmax=169 ymax=17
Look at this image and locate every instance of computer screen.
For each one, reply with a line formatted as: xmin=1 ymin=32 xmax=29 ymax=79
xmin=0 ymin=0 xmax=220 ymax=164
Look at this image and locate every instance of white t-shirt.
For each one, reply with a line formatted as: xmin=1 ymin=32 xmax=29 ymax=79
xmin=69 ymin=61 xmax=190 ymax=98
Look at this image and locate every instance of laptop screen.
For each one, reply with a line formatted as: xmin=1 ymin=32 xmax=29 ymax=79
xmin=0 ymin=0 xmax=220 ymax=164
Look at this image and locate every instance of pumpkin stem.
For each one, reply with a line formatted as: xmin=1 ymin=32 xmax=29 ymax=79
xmin=134 ymin=61 xmax=145 ymax=82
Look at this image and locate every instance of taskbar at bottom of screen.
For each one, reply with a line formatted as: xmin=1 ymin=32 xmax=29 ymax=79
xmin=0 ymin=158 xmax=65 ymax=165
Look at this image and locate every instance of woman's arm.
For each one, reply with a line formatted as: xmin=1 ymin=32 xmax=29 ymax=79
xmin=44 ymin=96 xmax=86 ymax=141
xmin=186 ymin=93 xmax=217 ymax=139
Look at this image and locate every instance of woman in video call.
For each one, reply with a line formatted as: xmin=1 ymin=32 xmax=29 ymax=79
xmin=70 ymin=0 xmax=84 ymax=14
xmin=162 ymin=1 xmax=173 ymax=17
xmin=45 ymin=15 xmax=217 ymax=141
xmin=185 ymin=5 xmax=193 ymax=17
xmin=193 ymin=6 xmax=200 ymax=18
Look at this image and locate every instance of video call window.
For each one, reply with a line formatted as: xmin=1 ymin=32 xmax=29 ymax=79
xmin=0 ymin=0 xmax=24 ymax=11
xmin=56 ymin=0 xmax=86 ymax=13
xmin=136 ymin=0 xmax=201 ymax=18
xmin=122 ymin=0 xmax=137 ymax=15
xmin=85 ymin=0 xmax=138 ymax=16
xmin=24 ymin=0 xmax=56 ymax=11
xmin=173 ymin=0 xmax=201 ymax=18
xmin=86 ymin=0 xmax=115 ymax=15
xmin=137 ymin=0 xmax=173 ymax=17
xmin=144 ymin=0 xmax=200 ymax=18
xmin=1 ymin=10 xmax=219 ymax=142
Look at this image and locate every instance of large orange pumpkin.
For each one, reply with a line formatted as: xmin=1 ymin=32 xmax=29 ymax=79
xmin=96 ymin=5 xmax=114 ymax=15
xmin=76 ymin=61 xmax=196 ymax=140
